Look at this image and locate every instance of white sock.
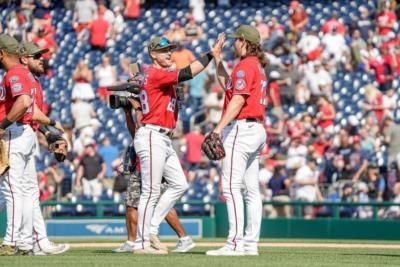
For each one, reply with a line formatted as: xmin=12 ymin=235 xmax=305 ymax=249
xmin=179 ymin=236 xmax=190 ymax=241
xmin=126 ymin=240 xmax=135 ymax=246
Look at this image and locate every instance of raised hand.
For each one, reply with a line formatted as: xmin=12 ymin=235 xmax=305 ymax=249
xmin=210 ymin=33 xmax=226 ymax=59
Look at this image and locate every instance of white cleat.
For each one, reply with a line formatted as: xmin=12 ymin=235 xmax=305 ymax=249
xmin=134 ymin=246 xmax=168 ymax=255
xmin=150 ymin=234 xmax=168 ymax=251
xmin=34 ymin=243 xmax=70 ymax=256
xmin=112 ymin=241 xmax=135 ymax=253
xmin=172 ymin=236 xmax=196 ymax=253
xmin=206 ymin=246 xmax=244 ymax=256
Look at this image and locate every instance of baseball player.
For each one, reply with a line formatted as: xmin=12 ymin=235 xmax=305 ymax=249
xmin=18 ymin=42 xmax=70 ymax=256
xmin=132 ymin=36 xmax=218 ymax=254
xmin=113 ymin=98 xmax=195 ymax=253
xmin=0 ymin=34 xmax=38 ymax=256
xmin=206 ymin=26 xmax=267 ymax=256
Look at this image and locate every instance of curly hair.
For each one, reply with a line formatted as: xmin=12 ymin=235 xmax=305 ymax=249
xmin=244 ymin=41 xmax=268 ymax=68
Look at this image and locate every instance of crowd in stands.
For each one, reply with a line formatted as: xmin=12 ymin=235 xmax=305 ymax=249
xmin=2 ymin=0 xmax=400 ymax=219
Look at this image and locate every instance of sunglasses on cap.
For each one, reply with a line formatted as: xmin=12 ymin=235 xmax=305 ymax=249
xmin=149 ymin=37 xmax=176 ymax=52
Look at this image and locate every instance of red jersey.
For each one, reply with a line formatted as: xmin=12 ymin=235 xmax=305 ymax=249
xmin=0 ymin=64 xmax=34 ymax=124
xmin=376 ymin=11 xmax=397 ymax=36
xmin=321 ymin=19 xmax=346 ymax=35
xmin=140 ymin=67 xmax=179 ymax=129
xmin=89 ymin=18 xmax=109 ymax=47
xmin=223 ymin=56 xmax=267 ymax=121
xmin=30 ymin=76 xmax=44 ymax=131
xmin=318 ymin=104 xmax=334 ymax=129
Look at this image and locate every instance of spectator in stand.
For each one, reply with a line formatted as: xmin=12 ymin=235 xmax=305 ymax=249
xmin=76 ymin=141 xmax=106 ymax=198
xmin=184 ymin=126 xmax=205 ymax=170
xmin=322 ymin=27 xmax=348 ymax=65
xmin=44 ymin=161 xmax=65 ymax=201
xmin=254 ymin=15 xmax=269 ymax=43
xmin=354 ymin=182 xmax=372 ymax=218
xmin=20 ymin=0 xmax=35 ymax=22
xmin=355 ymin=6 xmax=374 ymax=42
xmin=31 ymin=26 xmax=57 ymax=59
xmin=331 ymin=129 xmax=355 ymax=181
xmin=118 ymin=57 xmax=132 ymax=82
xmin=71 ymin=59 xmax=95 ymax=102
xmin=171 ymin=42 xmax=196 ymax=69
xmin=285 ymin=136 xmax=308 ymax=175
xmin=111 ymin=6 xmax=125 ymax=41
xmin=268 ymin=166 xmax=291 ymax=218
xmin=98 ymin=137 xmax=119 ymax=189
xmin=6 ymin=9 xmax=29 ymax=42
xmin=288 ymin=0 xmax=308 ymax=35
xmin=361 ymin=163 xmax=385 ymax=201
xmin=38 ymin=171 xmax=52 ymax=201
xmin=184 ymin=15 xmax=203 ymax=41
xmin=266 ymin=70 xmax=283 ymax=116
xmin=316 ymin=95 xmax=335 ymax=134
xmin=165 ymin=21 xmax=186 ymax=43
xmin=384 ymin=182 xmax=400 ymax=218
xmin=73 ymin=0 xmax=98 ymax=40
xmin=383 ymin=115 xmax=400 ymax=168
xmin=376 ymin=0 xmax=397 ymax=43
xmin=31 ymin=0 xmax=51 ymax=34
xmin=71 ymin=98 xmax=100 ymax=138
xmin=277 ymin=55 xmax=301 ymax=106
xmin=205 ymin=86 xmax=224 ymax=126
xmin=382 ymin=88 xmax=397 ymax=118
xmin=124 ymin=0 xmax=141 ymax=19
xmin=297 ymin=31 xmax=321 ymax=60
xmin=88 ymin=12 xmax=110 ymax=52
xmin=95 ymin=54 xmax=117 ymax=101
xmin=340 ymin=183 xmax=356 ymax=217
xmin=294 ymin=156 xmax=320 ymax=219
xmin=189 ymin=0 xmax=205 ymax=23
xmin=321 ymin=12 xmax=345 ymax=35
xmin=305 ymin=60 xmax=332 ymax=100
xmin=361 ymin=42 xmax=380 ymax=72
xmin=350 ymin=29 xmax=367 ymax=71
xmin=187 ymin=68 xmax=208 ymax=107
xmin=265 ymin=16 xmax=285 ymax=51
xmin=363 ymin=84 xmax=385 ymax=124
xmin=99 ymin=1 xmax=115 ymax=26
xmin=349 ymin=136 xmax=371 ymax=182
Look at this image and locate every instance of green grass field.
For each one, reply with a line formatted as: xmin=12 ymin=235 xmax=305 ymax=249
xmin=2 ymin=240 xmax=400 ymax=267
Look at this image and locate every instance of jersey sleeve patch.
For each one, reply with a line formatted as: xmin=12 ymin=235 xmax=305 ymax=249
xmin=235 ymin=79 xmax=246 ymax=90
xmin=11 ymin=83 xmax=23 ymax=94
xmin=9 ymin=75 xmax=19 ymax=83
xmin=236 ymin=70 xmax=246 ymax=78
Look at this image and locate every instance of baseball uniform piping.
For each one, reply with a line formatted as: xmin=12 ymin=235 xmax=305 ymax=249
xmin=141 ymin=131 xmax=153 ymax=249
xmin=33 ymin=228 xmax=42 ymax=250
xmin=5 ymin=131 xmax=15 ymax=245
xmin=229 ymin=125 xmax=239 ymax=250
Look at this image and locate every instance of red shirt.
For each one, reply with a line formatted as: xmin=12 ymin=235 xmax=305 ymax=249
xmin=376 ymin=11 xmax=397 ymax=36
xmin=31 ymin=35 xmax=56 ymax=60
xmin=267 ymin=81 xmax=280 ymax=107
xmin=321 ymin=19 xmax=346 ymax=35
xmin=30 ymin=76 xmax=44 ymax=131
xmin=223 ymin=56 xmax=267 ymax=121
xmin=89 ymin=18 xmax=109 ymax=47
xmin=140 ymin=67 xmax=179 ymax=129
xmin=125 ymin=0 xmax=140 ymax=18
xmin=318 ymin=104 xmax=335 ymax=129
xmin=0 ymin=64 xmax=34 ymax=124
xmin=185 ymin=132 xmax=205 ymax=164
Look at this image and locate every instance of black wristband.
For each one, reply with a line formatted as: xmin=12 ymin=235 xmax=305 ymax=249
xmin=198 ymin=52 xmax=213 ymax=67
xmin=0 ymin=118 xmax=13 ymax=130
xmin=49 ymin=119 xmax=56 ymax=126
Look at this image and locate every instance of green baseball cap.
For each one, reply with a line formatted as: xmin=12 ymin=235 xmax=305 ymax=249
xmin=19 ymin=42 xmax=49 ymax=56
xmin=0 ymin=34 xmax=20 ymax=54
xmin=227 ymin=24 xmax=261 ymax=44
xmin=147 ymin=36 xmax=177 ymax=52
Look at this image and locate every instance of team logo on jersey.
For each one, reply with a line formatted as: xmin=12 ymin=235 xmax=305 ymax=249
xmin=235 ymin=79 xmax=246 ymax=90
xmin=236 ymin=70 xmax=245 ymax=78
xmin=9 ymin=75 xmax=19 ymax=83
xmin=11 ymin=83 xmax=22 ymax=93
xmin=0 ymin=86 xmax=5 ymax=101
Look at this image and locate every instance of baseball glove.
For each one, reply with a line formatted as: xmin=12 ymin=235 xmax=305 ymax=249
xmin=201 ymin=132 xmax=225 ymax=161
xmin=47 ymin=134 xmax=68 ymax=162
xmin=0 ymin=139 xmax=10 ymax=175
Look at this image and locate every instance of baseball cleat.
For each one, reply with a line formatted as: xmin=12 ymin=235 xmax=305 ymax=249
xmin=134 ymin=246 xmax=168 ymax=255
xmin=112 ymin=241 xmax=135 ymax=253
xmin=172 ymin=236 xmax=196 ymax=253
xmin=34 ymin=243 xmax=70 ymax=256
xmin=0 ymin=244 xmax=16 ymax=256
xmin=150 ymin=234 xmax=168 ymax=251
xmin=206 ymin=247 xmax=245 ymax=256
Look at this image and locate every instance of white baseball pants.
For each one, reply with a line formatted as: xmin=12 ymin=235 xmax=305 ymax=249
xmin=221 ymin=120 xmax=266 ymax=252
xmin=0 ymin=123 xmax=37 ymax=250
xmin=133 ymin=126 xmax=188 ymax=250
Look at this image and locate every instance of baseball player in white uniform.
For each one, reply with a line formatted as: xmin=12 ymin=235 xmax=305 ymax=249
xmin=206 ymin=26 xmax=267 ymax=256
xmin=133 ymin=36 xmax=218 ymax=254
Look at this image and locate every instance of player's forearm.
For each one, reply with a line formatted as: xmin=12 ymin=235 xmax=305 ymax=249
xmin=32 ymin=103 xmax=52 ymax=125
xmin=2 ymin=95 xmax=32 ymax=124
xmin=215 ymin=95 xmax=245 ymax=133
xmin=189 ymin=52 xmax=213 ymax=76
xmin=215 ymin=56 xmax=229 ymax=90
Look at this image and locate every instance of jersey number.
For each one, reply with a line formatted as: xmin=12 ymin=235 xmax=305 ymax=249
xmin=167 ymin=98 xmax=177 ymax=112
xmin=140 ymin=91 xmax=150 ymax=114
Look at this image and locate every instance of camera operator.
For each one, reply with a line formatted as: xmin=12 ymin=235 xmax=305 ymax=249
xmin=112 ymin=94 xmax=195 ymax=253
